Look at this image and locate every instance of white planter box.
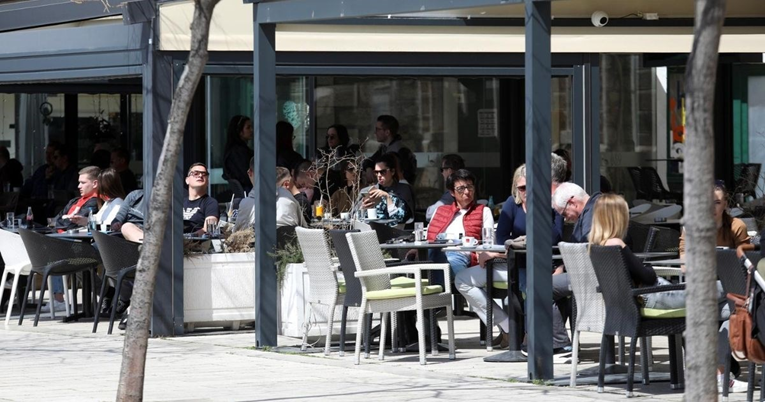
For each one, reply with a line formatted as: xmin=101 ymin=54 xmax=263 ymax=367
xmin=183 ymin=252 xmax=255 ymax=330
xmin=280 ymin=262 xmax=359 ymax=338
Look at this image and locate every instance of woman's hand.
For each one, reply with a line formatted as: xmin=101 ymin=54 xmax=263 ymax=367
xmin=478 ymin=251 xmax=503 ymax=268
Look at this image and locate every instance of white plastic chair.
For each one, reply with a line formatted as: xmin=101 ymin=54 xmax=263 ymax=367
xmin=346 ymin=230 xmax=456 ymax=365
xmin=0 ymin=230 xmax=32 ymax=325
xmin=295 ymin=227 xmax=345 ymax=356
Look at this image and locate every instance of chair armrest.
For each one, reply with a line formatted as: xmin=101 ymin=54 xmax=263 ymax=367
xmin=631 ymin=283 xmax=686 ymax=296
xmin=355 ymin=263 xmax=452 ymax=292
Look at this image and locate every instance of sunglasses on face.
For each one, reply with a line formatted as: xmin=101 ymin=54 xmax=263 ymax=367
xmin=374 ymin=169 xmax=389 ymax=176
xmin=516 ymin=185 xmax=526 ymax=192
xmin=188 ymin=171 xmax=209 ymax=178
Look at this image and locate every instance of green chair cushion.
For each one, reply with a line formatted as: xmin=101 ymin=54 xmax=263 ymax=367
xmin=493 ymin=281 xmax=508 ymax=290
xmin=338 ymin=279 xmax=346 ymax=294
xmin=640 ymin=307 xmax=686 ymax=319
xmin=390 ymin=276 xmax=429 ymax=288
xmin=366 ymin=285 xmax=444 ymax=300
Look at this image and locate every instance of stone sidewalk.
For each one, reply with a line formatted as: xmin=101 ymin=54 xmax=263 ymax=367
xmin=0 ymin=316 xmax=752 ymax=401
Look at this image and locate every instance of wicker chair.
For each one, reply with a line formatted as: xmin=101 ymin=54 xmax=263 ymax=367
xmin=17 ymin=228 xmax=100 ymax=326
xmin=329 ymin=229 xmax=367 ymax=357
xmin=589 ymin=245 xmax=686 ymax=397
xmin=645 ymin=226 xmax=681 ymax=253
xmin=626 ymin=221 xmax=653 ymax=253
xmin=0 ymin=229 xmax=32 ymax=325
xmin=559 ymin=242 xmax=607 ymax=386
xmin=92 ymin=231 xmax=140 ymax=334
xmin=346 ymin=230 xmax=455 ymax=365
xmin=716 ymin=249 xmax=764 ymax=401
xmin=295 ymin=227 xmax=345 ymax=356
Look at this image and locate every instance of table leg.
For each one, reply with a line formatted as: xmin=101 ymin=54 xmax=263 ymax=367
xmin=485 ymin=250 xmax=527 ymax=362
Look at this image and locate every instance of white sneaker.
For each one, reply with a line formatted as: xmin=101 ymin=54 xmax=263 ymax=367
xmin=40 ymin=300 xmax=67 ymax=313
xmin=718 ymin=373 xmax=748 ymax=393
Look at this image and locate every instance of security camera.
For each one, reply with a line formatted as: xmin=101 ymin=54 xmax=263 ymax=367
xmin=591 ymin=11 xmax=609 ymax=27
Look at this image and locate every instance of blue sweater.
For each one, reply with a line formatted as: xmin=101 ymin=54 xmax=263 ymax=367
xmin=495 ymin=197 xmax=564 ymax=245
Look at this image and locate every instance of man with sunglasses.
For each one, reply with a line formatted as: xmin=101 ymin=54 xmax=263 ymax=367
xmin=426 ymin=154 xmax=465 ymax=221
xmin=183 ymin=163 xmax=219 ymax=234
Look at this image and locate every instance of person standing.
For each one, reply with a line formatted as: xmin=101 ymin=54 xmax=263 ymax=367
xmin=222 ymin=115 xmax=254 ymax=194
xmin=276 ymin=121 xmax=303 ymax=172
xmin=363 ymin=115 xmax=417 ymax=185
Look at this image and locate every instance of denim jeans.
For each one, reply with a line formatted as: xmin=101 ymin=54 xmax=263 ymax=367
xmin=51 ymin=276 xmax=64 ymax=295
xmin=428 ymin=249 xmax=471 ymax=286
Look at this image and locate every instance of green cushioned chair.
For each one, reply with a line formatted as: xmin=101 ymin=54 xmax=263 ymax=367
xmin=640 ymin=307 xmax=686 ymax=319
xmin=390 ymin=276 xmax=429 ymax=288
xmin=366 ymin=285 xmax=444 ymax=300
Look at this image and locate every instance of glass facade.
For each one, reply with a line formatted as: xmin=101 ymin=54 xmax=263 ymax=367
xmin=204 ymin=75 xmax=573 ymax=210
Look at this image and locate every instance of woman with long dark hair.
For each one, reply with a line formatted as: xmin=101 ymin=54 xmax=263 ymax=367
xmin=222 ymin=115 xmax=254 ymax=194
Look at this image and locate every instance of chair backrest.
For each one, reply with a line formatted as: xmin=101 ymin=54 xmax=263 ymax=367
xmin=559 ymin=242 xmax=605 ymax=334
xmin=626 ymin=221 xmax=652 ymax=253
xmin=626 ymin=167 xmax=646 ymax=199
xmin=352 ymin=219 xmax=372 ymax=232
xmin=346 ymin=230 xmax=391 ymax=292
xmin=92 ymin=231 xmax=140 ymax=279
xmin=17 ymin=228 xmax=99 ymax=269
xmin=329 ymin=229 xmax=362 ymax=306
xmin=641 ymin=166 xmax=669 ymax=198
xmin=589 ymin=245 xmax=641 ymax=337
xmin=295 ymin=227 xmax=339 ymax=304
xmin=717 ymin=249 xmax=748 ymax=298
xmin=0 ymin=229 xmax=31 ymax=270
xmin=228 ymin=179 xmax=246 ymax=199
xmin=644 ymin=225 xmax=681 ymax=252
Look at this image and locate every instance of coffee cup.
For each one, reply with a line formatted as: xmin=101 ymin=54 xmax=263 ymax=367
xmin=462 ymin=236 xmax=478 ymax=247
xmin=366 ymin=209 xmax=377 ymax=220
xmin=340 ymin=212 xmax=350 ymax=221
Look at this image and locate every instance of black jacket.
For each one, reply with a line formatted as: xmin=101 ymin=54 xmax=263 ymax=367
xmin=54 ymin=196 xmax=100 ymax=231
xmin=223 ymin=143 xmax=254 ymax=194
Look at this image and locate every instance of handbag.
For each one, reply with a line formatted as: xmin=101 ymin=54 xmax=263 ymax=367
xmin=727 ymin=261 xmax=765 ymax=364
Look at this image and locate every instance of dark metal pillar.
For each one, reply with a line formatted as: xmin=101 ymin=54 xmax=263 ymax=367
xmin=143 ymin=22 xmax=184 ymax=336
xmin=573 ymin=54 xmax=602 ymax=193
xmin=524 ymin=0 xmax=553 ymax=380
xmin=253 ymin=5 xmax=278 ymax=347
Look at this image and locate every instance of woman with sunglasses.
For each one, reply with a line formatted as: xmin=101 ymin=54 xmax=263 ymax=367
xmin=222 ymin=115 xmax=254 ymax=194
xmin=360 ymin=153 xmax=413 ymax=227
xmin=329 ymin=160 xmax=359 ymax=215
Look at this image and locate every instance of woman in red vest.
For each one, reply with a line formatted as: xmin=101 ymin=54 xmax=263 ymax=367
xmin=427 ymin=169 xmax=494 ymax=279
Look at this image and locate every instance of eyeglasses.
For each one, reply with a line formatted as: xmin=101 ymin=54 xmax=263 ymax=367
xmin=516 ymin=185 xmax=526 ymax=193
xmin=188 ymin=171 xmax=209 ymax=178
xmin=455 ymin=185 xmax=475 ymax=194
xmin=374 ymin=169 xmax=389 ymax=176
xmin=561 ymin=195 xmax=575 ymax=217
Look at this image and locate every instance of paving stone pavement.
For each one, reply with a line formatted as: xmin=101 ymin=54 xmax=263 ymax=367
xmin=0 ymin=319 xmax=754 ymax=401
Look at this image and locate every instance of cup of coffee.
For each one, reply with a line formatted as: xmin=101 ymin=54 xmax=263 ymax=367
xmin=366 ymin=209 xmax=377 ymax=220
xmin=462 ymin=236 xmax=478 ymax=247
xmin=340 ymin=212 xmax=350 ymax=221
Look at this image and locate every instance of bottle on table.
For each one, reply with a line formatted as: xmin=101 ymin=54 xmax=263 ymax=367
xmin=87 ymin=208 xmax=96 ymax=233
xmin=26 ymin=207 xmax=34 ymax=227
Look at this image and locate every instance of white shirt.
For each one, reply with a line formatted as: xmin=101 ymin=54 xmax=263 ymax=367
xmin=442 ymin=206 xmax=494 ymax=256
xmin=95 ymin=198 xmax=124 ymax=226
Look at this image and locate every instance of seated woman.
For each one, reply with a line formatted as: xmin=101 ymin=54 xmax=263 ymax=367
xmin=427 ymin=169 xmax=493 ymax=278
xmin=454 ymin=164 xmax=562 ymax=347
xmin=330 ymin=160 xmax=358 ymax=216
xmin=679 ymin=181 xmax=753 ymax=393
xmin=360 ymin=153 xmax=412 ymax=227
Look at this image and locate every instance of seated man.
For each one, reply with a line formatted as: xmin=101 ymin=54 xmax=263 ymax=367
xmin=43 ymin=166 xmax=101 ymax=313
xmin=275 ymin=167 xmax=307 ymax=228
xmin=427 ymin=169 xmax=493 ymax=279
xmin=111 ymin=189 xmax=145 ymax=243
xmin=183 ymin=163 xmax=219 ymax=234
xmin=426 ymin=154 xmax=464 ymax=221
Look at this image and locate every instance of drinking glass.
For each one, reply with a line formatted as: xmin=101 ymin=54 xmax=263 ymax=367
xmin=482 ymin=227 xmax=495 ymax=245
xmin=6 ymin=212 xmax=14 ymax=228
xmin=414 ymin=222 xmax=425 ymax=242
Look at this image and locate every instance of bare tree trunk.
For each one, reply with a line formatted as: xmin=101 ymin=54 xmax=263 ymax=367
xmin=684 ymin=0 xmax=727 ymax=400
xmin=116 ymin=0 xmax=220 ymax=400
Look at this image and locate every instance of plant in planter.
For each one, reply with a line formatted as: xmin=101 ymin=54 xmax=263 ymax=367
xmin=268 ymin=238 xmax=303 ymax=290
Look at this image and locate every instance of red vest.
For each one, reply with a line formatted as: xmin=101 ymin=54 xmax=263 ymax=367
xmin=428 ymin=202 xmax=485 ymax=266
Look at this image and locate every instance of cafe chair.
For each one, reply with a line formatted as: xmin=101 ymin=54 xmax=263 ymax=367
xmin=626 ymin=167 xmax=647 ymax=201
xmin=295 ymin=227 xmax=346 ymax=356
xmin=626 ymin=221 xmax=653 ymax=253
xmin=589 ymin=245 xmax=686 ymax=397
xmin=17 ymin=228 xmax=100 ymax=327
xmin=346 ymin=230 xmax=455 ymax=365
xmin=0 ymin=229 xmax=33 ymax=325
xmin=716 ymin=249 xmax=764 ymax=401
xmin=640 ymin=167 xmax=683 ymax=203
xmin=559 ymin=242 xmax=607 ymax=386
xmin=91 ymin=230 xmax=140 ymax=334
xmin=644 ymin=226 xmax=681 ymax=253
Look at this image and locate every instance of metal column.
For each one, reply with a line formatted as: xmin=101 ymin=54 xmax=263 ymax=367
xmin=524 ymin=0 xmax=553 ymax=380
xmin=573 ymin=55 xmax=601 ymax=193
xmin=142 ymin=23 xmax=184 ymax=337
xmin=253 ymin=4 xmax=278 ymax=347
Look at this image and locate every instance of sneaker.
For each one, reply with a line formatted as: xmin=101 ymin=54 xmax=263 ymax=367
xmin=718 ymin=373 xmax=748 ymax=393
xmin=491 ymin=332 xmax=510 ymax=349
xmin=118 ymin=314 xmax=128 ymax=331
xmin=40 ymin=300 xmax=67 ymax=313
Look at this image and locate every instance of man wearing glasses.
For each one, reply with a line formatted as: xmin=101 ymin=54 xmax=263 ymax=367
xmin=552 ymin=182 xmax=600 ymax=244
xmin=426 ymin=154 xmax=465 ymax=221
xmin=183 ymin=163 xmax=219 ymax=234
